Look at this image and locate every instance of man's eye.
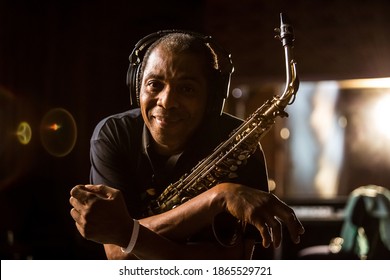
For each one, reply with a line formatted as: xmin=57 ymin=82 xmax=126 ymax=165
xmin=146 ymin=81 xmax=163 ymax=92
xmin=179 ymin=85 xmax=195 ymax=95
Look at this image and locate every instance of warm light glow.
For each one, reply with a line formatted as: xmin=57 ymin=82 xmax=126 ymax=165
xmin=280 ymin=127 xmax=290 ymax=140
xmin=16 ymin=122 xmax=32 ymax=145
xmin=338 ymin=116 xmax=348 ymax=128
xmin=40 ymin=108 xmax=77 ymax=157
xmin=339 ymin=77 xmax=390 ymax=89
xmin=49 ymin=123 xmax=61 ymax=131
xmin=231 ymin=88 xmax=243 ymax=98
xmin=371 ymin=95 xmax=390 ymax=139
xmin=268 ymin=179 xmax=276 ymax=192
xmin=282 ymin=78 xmax=390 ymax=199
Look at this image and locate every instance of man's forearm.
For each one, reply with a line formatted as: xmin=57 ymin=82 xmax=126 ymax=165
xmin=105 ymin=228 xmax=248 ymax=260
xmin=139 ymin=184 xmax=225 ymax=241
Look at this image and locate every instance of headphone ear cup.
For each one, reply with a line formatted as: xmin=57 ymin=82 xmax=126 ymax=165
xmin=207 ymin=45 xmax=233 ymax=115
xmin=210 ymin=61 xmax=233 ymax=115
xmin=127 ymin=61 xmax=140 ymax=108
xmin=220 ymin=71 xmax=232 ymax=105
xmin=126 ymin=30 xmax=175 ymax=108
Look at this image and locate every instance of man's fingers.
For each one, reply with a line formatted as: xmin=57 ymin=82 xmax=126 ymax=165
xmin=255 ymin=218 xmax=283 ymax=248
xmin=70 ymin=207 xmax=81 ymax=223
xmin=269 ymin=195 xmax=305 ymax=244
xmin=69 ymin=196 xmax=84 ymax=210
xmin=274 ymin=206 xmax=304 ymax=244
xmin=253 ymin=220 xmax=272 ymax=248
xmin=250 ymin=194 xmax=304 ymax=248
xmin=70 ymin=185 xmax=91 ymax=201
xmin=74 ymin=221 xmax=87 ymax=239
xmin=267 ymin=217 xmax=282 ymax=248
xmin=284 ymin=213 xmax=305 ymax=244
xmin=85 ymin=184 xmax=116 ymax=198
xmin=70 ymin=184 xmax=115 ymax=207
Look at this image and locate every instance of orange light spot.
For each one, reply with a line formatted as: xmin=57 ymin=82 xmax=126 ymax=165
xmin=49 ymin=123 xmax=60 ymax=131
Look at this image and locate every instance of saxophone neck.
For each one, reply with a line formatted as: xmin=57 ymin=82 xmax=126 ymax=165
xmin=275 ymin=13 xmax=299 ymax=106
xmin=280 ymin=55 xmax=299 ymax=105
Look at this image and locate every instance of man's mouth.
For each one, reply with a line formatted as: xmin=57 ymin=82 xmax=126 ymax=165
xmin=153 ymin=115 xmax=181 ymax=126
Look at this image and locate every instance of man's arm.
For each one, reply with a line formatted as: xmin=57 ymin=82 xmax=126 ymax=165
xmin=103 ymin=237 xmax=253 ymax=260
xmin=69 ymin=183 xmax=304 ymax=259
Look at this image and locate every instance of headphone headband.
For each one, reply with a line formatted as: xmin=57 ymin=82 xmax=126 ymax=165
xmin=126 ymin=30 xmax=234 ymax=115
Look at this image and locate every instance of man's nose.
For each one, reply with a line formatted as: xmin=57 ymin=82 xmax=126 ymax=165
xmin=157 ymin=86 xmax=179 ymax=109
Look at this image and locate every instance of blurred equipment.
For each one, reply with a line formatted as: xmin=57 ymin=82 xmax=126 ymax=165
xmin=298 ymin=185 xmax=390 ymax=259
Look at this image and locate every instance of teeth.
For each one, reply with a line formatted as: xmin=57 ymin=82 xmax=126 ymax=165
xmin=155 ymin=116 xmax=179 ymax=123
xmin=155 ymin=116 xmax=168 ymax=123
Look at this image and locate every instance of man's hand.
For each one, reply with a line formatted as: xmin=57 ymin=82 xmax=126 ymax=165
xmin=69 ymin=184 xmax=132 ymax=247
xmin=69 ymin=183 xmax=304 ymax=255
xmin=216 ymin=183 xmax=305 ymax=249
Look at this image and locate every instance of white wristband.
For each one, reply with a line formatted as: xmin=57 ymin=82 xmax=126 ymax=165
xmin=120 ymin=219 xmax=140 ymax=254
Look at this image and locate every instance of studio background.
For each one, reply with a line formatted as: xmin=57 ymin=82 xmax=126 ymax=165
xmin=1 ymin=0 xmax=390 ymax=259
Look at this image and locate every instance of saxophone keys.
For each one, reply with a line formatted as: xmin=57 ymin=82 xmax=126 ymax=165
xmin=146 ymin=188 xmax=156 ymax=196
xmin=238 ymin=154 xmax=247 ymax=161
xmin=230 ymin=165 xmax=238 ymax=171
xmin=228 ymin=172 xmax=238 ymax=178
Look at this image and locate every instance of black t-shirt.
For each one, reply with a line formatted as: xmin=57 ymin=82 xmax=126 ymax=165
xmin=90 ymin=108 xmax=269 ymax=220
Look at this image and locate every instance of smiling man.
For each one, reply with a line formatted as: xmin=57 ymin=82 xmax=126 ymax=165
xmin=69 ymin=31 xmax=304 ymax=260
xmin=140 ymin=44 xmax=209 ymax=155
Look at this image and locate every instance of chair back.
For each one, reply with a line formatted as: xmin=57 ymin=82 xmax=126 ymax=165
xmin=340 ymin=185 xmax=390 ymax=259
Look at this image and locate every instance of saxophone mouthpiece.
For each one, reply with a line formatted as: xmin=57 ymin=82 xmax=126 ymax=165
xmin=278 ymin=13 xmax=295 ymax=47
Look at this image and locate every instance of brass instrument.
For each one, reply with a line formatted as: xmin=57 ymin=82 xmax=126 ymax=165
xmin=145 ymin=13 xmax=299 ymax=217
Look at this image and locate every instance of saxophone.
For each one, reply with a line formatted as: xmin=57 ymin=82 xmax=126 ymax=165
xmin=145 ymin=13 xmax=299 ymax=216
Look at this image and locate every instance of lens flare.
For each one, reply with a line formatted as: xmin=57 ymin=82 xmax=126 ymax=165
xmin=16 ymin=121 xmax=32 ymax=145
xmin=49 ymin=123 xmax=61 ymax=131
xmin=40 ymin=108 xmax=77 ymax=157
xmin=1 ymin=86 xmax=34 ymax=191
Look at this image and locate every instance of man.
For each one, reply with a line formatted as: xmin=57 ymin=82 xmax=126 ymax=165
xmin=69 ymin=31 xmax=304 ymax=259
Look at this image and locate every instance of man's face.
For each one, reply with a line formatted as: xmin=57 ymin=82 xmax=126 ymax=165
xmin=139 ymin=46 xmax=209 ymax=155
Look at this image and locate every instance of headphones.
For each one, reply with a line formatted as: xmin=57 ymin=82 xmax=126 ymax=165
xmin=126 ymin=30 xmax=234 ymax=115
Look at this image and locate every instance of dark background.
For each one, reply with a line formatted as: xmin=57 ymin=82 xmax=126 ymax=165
xmin=1 ymin=0 xmax=390 ymax=259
